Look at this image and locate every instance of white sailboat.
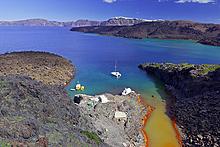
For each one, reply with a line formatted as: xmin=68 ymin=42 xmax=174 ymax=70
xmin=111 ymin=61 xmax=121 ymax=78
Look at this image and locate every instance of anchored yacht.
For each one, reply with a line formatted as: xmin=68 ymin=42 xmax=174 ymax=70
xmin=111 ymin=61 xmax=121 ymax=78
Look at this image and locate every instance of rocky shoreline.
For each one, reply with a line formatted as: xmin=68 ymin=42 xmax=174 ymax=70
xmin=0 ymin=51 xmax=147 ymax=147
xmin=139 ymin=63 xmax=220 ymax=147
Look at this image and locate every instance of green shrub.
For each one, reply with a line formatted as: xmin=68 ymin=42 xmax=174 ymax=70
xmin=0 ymin=141 xmax=11 ymax=147
xmin=81 ymin=131 xmax=101 ymax=145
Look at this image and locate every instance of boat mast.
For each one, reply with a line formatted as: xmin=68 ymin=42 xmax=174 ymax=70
xmin=115 ymin=61 xmax=117 ymax=72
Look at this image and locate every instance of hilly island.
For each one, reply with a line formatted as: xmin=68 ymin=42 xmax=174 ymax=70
xmin=71 ymin=19 xmax=220 ymax=46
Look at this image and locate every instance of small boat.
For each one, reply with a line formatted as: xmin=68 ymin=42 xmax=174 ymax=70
xmin=80 ymin=86 xmax=85 ymax=91
xmin=111 ymin=61 xmax=121 ymax=78
xmin=75 ymin=83 xmax=81 ymax=91
xmin=122 ymin=88 xmax=133 ymax=96
xmin=71 ymin=81 xmax=85 ymax=91
xmin=111 ymin=71 xmax=121 ymax=78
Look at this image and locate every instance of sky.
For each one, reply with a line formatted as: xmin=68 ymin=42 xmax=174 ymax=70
xmin=0 ymin=0 xmax=219 ymax=23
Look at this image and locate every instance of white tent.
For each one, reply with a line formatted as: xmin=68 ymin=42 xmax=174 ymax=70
xmin=98 ymin=95 xmax=109 ymax=103
xmin=115 ymin=111 xmax=127 ymax=119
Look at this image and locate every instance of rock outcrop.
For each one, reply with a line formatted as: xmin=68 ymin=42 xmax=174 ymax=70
xmin=73 ymin=93 xmax=147 ymax=147
xmin=198 ymin=34 xmax=220 ymax=46
xmin=139 ymin=63 xmax=220 ymax=147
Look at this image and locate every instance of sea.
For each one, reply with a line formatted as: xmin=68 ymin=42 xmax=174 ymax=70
xmin=0 ymin=26 xmax=220 ymax=147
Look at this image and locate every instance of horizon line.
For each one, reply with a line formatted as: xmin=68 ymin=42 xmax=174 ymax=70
xmin=0 ymin=17 xmax=219 ymax=24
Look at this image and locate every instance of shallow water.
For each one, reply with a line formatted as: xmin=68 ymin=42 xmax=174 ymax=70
xmin=0 ymin=26 xmax=220 ymax=147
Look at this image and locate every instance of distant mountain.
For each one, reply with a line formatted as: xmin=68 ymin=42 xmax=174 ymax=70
xmin=0 ymin=19 xmax=101 ymax=27
xmin=0 ymin=19 xmax=64 ymax=27
xmin=0 ymin=17 xmax=162 ymax=27
xmin=71 ymin=20 xmax=220 ymax=46
xmin=63 ymin=19 xmax=101 ymax=27
xmin=100 ymin=16 xmax=163 ymax=26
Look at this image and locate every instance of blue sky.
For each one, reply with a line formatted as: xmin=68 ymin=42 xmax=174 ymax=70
xmin=0 ymin=0 xmax=219 ymax=23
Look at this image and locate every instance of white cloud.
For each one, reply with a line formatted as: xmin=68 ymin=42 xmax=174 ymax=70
xmin=175 ymin=0 xmax=215 ymax=3
xmin=103 ymin=0 xmax=117 ymax=3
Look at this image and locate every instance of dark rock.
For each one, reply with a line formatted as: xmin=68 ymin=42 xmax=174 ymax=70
xmin=74 ymin=95 xmax=83 ymax=104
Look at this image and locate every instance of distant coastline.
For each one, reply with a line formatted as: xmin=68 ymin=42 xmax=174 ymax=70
xmin=71 ymin=20 xmax=220 ymax=47
xmin=1 ymin=17 xmax=219 ymax=46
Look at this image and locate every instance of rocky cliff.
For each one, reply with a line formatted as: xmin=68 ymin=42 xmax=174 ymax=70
xmin=139 ymin=63 xmax=220 ymax=147
xmin=0 ymin=51 xmax=146 ymax=147
xmin=71 ymin=20 xmax=220 ymax=46
xmin=0 ymin=17 xmax=148 ymax=28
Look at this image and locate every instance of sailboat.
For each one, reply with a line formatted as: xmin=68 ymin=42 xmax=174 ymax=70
xmin=111 ymin=61 xmax=121 ymax=78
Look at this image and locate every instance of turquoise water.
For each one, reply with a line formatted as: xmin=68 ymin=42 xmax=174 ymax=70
xmin=0 ymin=26 xmax=220 ymax=98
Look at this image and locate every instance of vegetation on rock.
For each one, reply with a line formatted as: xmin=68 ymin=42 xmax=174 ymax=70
xmin=81 ymin=131 xmax=102 ymax=145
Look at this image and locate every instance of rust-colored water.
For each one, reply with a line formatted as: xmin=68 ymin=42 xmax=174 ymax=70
xmin=142 ymin=94 xmax=181 ymax=147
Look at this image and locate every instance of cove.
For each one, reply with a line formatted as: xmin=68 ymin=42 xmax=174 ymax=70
xmin=1 ymin=26 xmax=220 ymax=147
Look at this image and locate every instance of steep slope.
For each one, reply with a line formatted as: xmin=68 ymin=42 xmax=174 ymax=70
xmin=0 ymin=75 xmax=106 ymax=146
xmin=0 ymin=52 xmax=109 ymax=146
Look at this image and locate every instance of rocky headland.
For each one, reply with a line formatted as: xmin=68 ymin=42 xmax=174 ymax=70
xmin=139 ymin=63 xmax=220 ymax=147
xmin=71 ymin=20 xmax=220 ymax=46
xmin=0 ymin=51 xmax=147 ymax=147
xmin=0 ymin=51 xmax=74 ymax=86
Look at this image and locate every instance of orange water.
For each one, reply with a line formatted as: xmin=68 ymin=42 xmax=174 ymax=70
xmin=142 ymin=93 xmax=180 ymax=147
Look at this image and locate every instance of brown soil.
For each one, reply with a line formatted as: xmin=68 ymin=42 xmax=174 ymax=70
xmin=0 ymin=51 xmax=75 ymax=85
